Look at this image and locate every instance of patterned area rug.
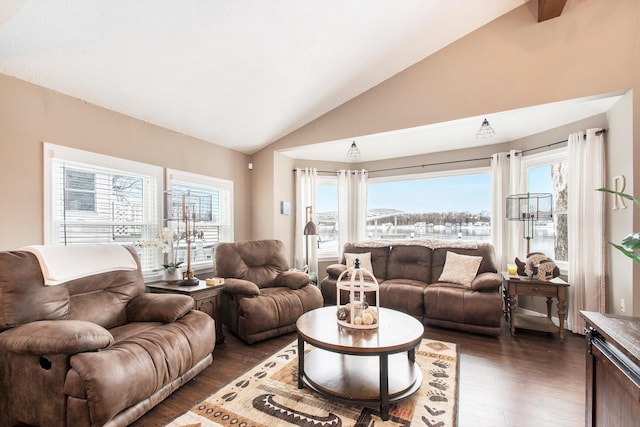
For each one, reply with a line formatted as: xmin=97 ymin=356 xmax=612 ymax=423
xmin=167 ymin=338 xmax=458 ymax=427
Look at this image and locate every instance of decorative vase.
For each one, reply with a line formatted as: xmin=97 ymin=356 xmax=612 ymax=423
xmin=162 ymin=268 xmax=182 ymax=282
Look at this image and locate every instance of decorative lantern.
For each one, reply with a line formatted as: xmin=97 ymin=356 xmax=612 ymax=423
xmin=335 ymin=258 xmax=379 ymax=329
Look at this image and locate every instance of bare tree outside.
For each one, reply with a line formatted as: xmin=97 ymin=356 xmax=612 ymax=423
xmin=550 ymin=162 xmax=568 ymax=261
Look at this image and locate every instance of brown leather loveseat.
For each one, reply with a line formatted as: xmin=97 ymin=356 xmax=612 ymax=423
xmin=215 ymin=239 xmax=324 ymax=344
xmin=0 ymin=245 xmax=216 ymax=427
xmin=320 ymin=240 xmax=503 ymax=335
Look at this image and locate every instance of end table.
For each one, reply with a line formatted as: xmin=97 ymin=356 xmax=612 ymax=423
xmin=501 ymin=272 xmax=569 ymax=342
xmin=146 ymin=280 xmax=225 ymax=344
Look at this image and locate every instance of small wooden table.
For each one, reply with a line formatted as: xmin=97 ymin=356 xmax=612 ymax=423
xmin=145 ymin=280 xmax=225 ymax=344
xmin=502 ymin=272 xmax=569 ymax=342
xmin=296 ymin=306 xmax=424 ymax=421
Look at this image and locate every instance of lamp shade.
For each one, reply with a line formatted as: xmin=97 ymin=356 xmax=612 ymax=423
xmin=303 ymin=206 xmax=318 ymax=235
xmin=506 ymin=193 xmax=553 ymax=221
xmin=303 ymin=220 xmax=318 ymax=236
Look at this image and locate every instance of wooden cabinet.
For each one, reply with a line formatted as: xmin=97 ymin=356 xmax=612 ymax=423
xmin=581 ymin=311 xmax=640 ymax=427
xmin=146 ymin=281 xmax=225 ymax=344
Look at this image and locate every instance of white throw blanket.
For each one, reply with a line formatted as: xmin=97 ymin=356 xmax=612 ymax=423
xmin=353 ymin=239 xmax=479 ymax=249
xmin=21 ymin=244 xmax=138 ymax=286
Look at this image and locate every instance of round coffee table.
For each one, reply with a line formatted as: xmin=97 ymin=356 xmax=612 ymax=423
xmin=296 ymin=306 xmax=425 ymax=421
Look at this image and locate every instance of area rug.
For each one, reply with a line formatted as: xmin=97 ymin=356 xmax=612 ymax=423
xmin=167 ymin=338 xmax=459 ymax=427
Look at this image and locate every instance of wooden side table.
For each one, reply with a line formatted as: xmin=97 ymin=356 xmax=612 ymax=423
xmin=501 ymin=272 xmax=569 ymax=342
xmin=145 ymin=280 xmax=225 ymax=344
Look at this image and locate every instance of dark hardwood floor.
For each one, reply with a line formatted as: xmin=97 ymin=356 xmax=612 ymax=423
xmin=131 ymin=321 xmax=586 ymax=427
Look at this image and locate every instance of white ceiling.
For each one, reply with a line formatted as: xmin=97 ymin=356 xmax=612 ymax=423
xmin=2 ymin=1 xmax=612 ymax=163
xmin=0 ymin=0 xmax=532 ymax=155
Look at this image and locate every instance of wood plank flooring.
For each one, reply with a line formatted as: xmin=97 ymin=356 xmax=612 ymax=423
xmin=131 ymin=321 xmax=586 ymax=427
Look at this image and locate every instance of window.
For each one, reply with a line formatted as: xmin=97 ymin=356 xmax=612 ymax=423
xmin=522 ymin=148 xmax=568 ymax=266
xmin=367 ymin=168 xmax=491 ymax=242
xmin=64 ymin=169 xmax=96 ymax=211
xmin=166 ymin=169 xmax=233 ymax=269
xmin=44 ymin=143 xmax=163 ymax=272
xmin=315 ymin=176 xmax=338 ymax=259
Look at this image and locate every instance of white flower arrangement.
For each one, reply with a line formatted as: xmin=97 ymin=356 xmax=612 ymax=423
xmin=136 ymin=227 xmax=183 ymax=272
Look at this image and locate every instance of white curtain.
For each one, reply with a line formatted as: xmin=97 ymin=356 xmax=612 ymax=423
xmin=295 ymin=167 xmax=317 ymax=273
xmin=491 ymin=152 xmax=509 ymax=272
xmin=508 ymin=149 xmax=525 ymax=259
xmin=337 ymin=169 xmax=368 ymax=256
xmin=567 ymin=129 xmax=605 ymax=334
xmin=491 ymin=150 xmax=525 ymax=271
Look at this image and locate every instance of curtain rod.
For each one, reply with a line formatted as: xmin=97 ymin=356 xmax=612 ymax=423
xmin=294 ymin=128 xmax=607 ymax=174
xmin=512 ymin=128 xmax=606 ymax=156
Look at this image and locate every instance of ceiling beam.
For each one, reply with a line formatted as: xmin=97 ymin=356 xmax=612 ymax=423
xmin=538 ymin=0 xmax=568 ymax=22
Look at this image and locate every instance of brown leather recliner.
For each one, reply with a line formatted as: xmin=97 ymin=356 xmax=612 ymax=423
xmin=215 ymin=240 xmax=324 ymax=344
xmin=0 ymin=245 xmax=216 ymax=427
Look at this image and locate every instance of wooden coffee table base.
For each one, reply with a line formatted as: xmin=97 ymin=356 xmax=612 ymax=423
xmin=298 ymin=345 xmax=422 ymax=420
xmin=296 ymin=307 xmax=425 ymax=421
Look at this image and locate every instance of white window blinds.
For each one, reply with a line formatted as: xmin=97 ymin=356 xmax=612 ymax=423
xmin=44 ymin=143 xmax=163 ymax=272
xmin=166 ymin=169 xmax=234 ymax=268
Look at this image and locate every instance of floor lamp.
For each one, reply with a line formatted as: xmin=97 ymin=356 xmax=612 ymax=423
xmin=303 ymin=206 xmax=318 ymax=272
xmin=506 ymin=192 xmax=553 ymax=256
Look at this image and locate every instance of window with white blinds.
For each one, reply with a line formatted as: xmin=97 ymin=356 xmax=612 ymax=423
xmin=44 ymin=143 xmax=163 ymax=272
xmin=166 ymin=169 xmax=234 ymax=268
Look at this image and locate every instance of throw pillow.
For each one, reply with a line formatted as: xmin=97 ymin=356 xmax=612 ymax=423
xmin=438 ymin=251 xmax=482 ymax=287
xmin=344 ymin=252 xmax=374 ymax=275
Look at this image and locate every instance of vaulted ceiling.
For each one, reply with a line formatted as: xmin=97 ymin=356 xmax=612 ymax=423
xmin=1 ymin=0 xmax=600 ymax=162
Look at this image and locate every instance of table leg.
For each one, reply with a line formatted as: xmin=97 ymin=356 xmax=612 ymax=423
xmin=557 ymin=289 xmax=567 ymax=343
xmin=380 ymin=353 xmax=389 ymax=421
xmin=546 ymin=297 xmax=553 ymax=318
xmin=297 ymin=335 xmax=304 ymax=389
xmin=509 ymin=292 xmax=517 ymax=337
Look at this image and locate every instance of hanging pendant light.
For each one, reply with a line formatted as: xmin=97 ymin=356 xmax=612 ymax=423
xmin=476 ymin=118 xmax=496 ymax=139
xmin=347 ymin=141 xmax=361 ymax=158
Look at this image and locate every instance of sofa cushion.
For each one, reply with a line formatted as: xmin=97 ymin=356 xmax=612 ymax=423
xmin=223 ymin=278 xmax=261 ymax=296
xmin=215 ymin=240 xmax=289 ymax=289
xmin=326 ymin=263 xmax=347 ymax=278
xmin=469 ymin=272 xmax=503 ymax=291
xmin=0 ymin=320 xmax=113 ymax=354
xmin=437 ymin=251 xmax=482 ymax=287
xmin=344 ymin=252 xmax=374 ymax=274
xmin=276 ymin=271 xmax=310 ymax=290
xmin=431 ymin=243 xmax=497 ymax=282
xmin=379 ymin=279 xmax=428 ymax=319
xmin=385 ymin=245 xmax=432 ymax=282
xmin=66 ymin=311 xmax=215 ymax=426
xmin=342 ymin=243 xmax=390 ymax=280
xmin=126 ymin=293 xmax=194 ymax=323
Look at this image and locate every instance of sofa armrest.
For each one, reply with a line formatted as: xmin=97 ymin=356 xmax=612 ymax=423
xmin=0 ymin=320 xmax=113 ymax=355
xmin=127 ymin=293 xmax=194 ymax=323
xmin=470 ymin=272 xmax=502 ymax=291
xmin=223 ymin=278 xmax=261 ymax=296
xmin=276 ymin=271 xmax=310 ymax=290
xmin=326 ymin=263 xmax=347 ymax=279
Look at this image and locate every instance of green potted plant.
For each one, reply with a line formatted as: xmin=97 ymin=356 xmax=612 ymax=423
xmin=597 ymin=188 xmax=640 ymax=265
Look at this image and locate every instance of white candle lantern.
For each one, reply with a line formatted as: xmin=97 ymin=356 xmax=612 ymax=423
xmin=335 ymin=258 xmax=379 ymax=329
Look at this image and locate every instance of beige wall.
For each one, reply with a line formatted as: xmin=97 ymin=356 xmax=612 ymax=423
xmin=605 ymin=92 xmax=634 ymax=315
xmin=0 ymin=74 xmax=252 ymax=250
xmin=253 ymin=0 xmax=640 ymax=313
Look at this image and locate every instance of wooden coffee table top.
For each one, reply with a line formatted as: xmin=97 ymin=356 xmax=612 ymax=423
xmin=296 ymin=306 xmax=424 ymax=355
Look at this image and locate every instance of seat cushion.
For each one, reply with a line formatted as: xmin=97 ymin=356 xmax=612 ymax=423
xmin=236 ymin=286 xmax=322 ymax=336
xmin=64 ymin=311 xmax=215 ymax=426
xmin=379 ymin=280 xmax=428 ymax=319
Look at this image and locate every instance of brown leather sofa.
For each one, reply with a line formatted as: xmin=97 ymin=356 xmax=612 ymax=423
xmin=0 ymin=246 xmax=216 ymax=427
xmin=215 ymin=240 xmax=324 ymax=344
xmin=320 ymin=241 xmax=503 ymax=335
